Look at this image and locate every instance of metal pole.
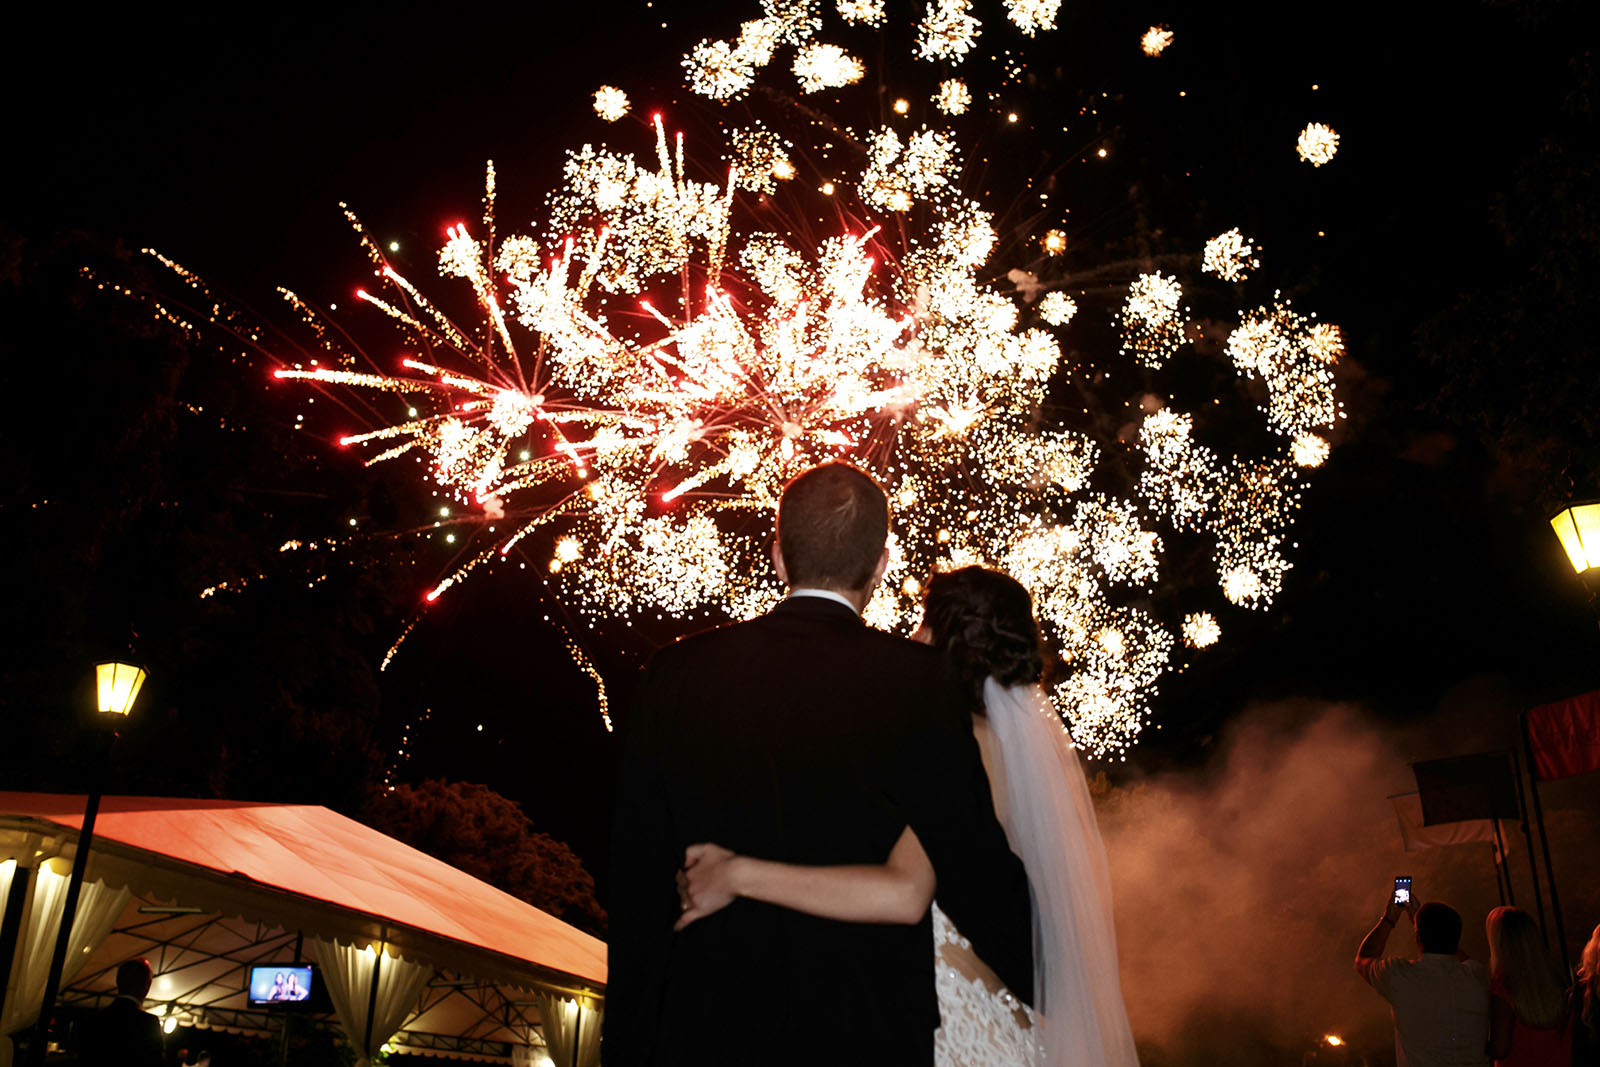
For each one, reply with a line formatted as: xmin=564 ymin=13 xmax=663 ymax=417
xmin=280 ymin=931 xmax=304 ymax=1067
xmin=1508 ymin=744 xmax=1548 ymax=937
xmin=29 ymin=727 xmax=115 ymax=1066
xmin=1520 ymin=714 xmax=1572 ymax=975
xmin=1491 ymin=821 xmax=1511 ymax=905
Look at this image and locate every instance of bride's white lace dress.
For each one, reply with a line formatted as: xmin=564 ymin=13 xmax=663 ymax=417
xmin=932 ymin=901 xmax=1046 ymax=1065
xmin=930 ymin=680 xmax=1140 ymax=1067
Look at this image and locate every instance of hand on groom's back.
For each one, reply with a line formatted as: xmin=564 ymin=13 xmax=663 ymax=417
xmin=674 ymin=843 xmax=739 ymax=930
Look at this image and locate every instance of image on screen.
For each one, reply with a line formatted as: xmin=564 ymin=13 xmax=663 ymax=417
xmin=248 ymin=965 xmax=313 ymax=1005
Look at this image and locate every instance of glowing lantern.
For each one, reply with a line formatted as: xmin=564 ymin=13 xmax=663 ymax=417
xmin=1550 ymin=502 xmax=1600 ymax=574
xmin=95 ymin=662 xmax=146 ymax=716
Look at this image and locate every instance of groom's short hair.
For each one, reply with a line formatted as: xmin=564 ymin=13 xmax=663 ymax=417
xmin=776 ymin=463 xmax=889 ymax=590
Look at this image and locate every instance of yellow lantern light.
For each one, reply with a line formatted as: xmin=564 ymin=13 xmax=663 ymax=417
xmin=95 ymin=662 xmax=146 ymax=716
xmin=1550 ymin=502 xmax=1600 ymax=574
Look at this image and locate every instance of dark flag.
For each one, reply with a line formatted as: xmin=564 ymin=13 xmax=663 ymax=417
xmin=1411 ymin=752 xmax=1520 ymax=826
xmin=1526 ymin=691 xmax=1600 ymax=781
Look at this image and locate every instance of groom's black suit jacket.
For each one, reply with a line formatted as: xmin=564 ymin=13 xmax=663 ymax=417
xmin=604 ymin=595 xmax=1034 ymax=1065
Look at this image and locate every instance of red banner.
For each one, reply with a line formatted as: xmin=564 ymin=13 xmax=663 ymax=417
xmin=1526 ymin=691 xmax=1600 ymax=781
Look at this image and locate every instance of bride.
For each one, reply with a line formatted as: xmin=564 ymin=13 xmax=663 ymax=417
xmin=675 ymin=566 xmax=1140 ymax=1066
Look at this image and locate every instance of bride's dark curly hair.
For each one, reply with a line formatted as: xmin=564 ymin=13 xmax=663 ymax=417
xmin=921 ymin=567 xmax=1046 ymax=711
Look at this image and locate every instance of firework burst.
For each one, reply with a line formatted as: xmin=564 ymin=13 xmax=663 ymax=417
xmin=592 ymin=86 xmax=630 ymax=122
xmin=1141 ymin=25 xmax=1174 ymax=56
xmin=194 ymin=0 xmax=1345 ymax=757
xmin=1296 ymin=122 xmax=1340 ymax=166
xmin=1202 ymin=228 xmax=1261 ymax=282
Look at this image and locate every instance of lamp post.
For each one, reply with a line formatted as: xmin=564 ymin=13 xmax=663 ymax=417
xmin=1531 ymin=501 xmax=1598 ymax=975
xmin=28 ymin=662 xmax=144 ymax=1065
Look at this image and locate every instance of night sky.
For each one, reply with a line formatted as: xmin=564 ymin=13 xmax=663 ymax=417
xmin=5 ymin=0 xmax=1596 ymax=899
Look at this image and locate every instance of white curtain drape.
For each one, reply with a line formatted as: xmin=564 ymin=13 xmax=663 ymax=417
xmin=0 ymin=861 xmax=131 ymax=1067
xmin=312 ymin=938 xmax=431 ymax=1066
xmin=533 ymin=993 xmax=601 ymax=1067
xmin=511 ymin=1034 xmax=555 ymax=1067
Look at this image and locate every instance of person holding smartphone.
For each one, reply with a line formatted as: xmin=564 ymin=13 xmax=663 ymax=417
xmin=1355 ymin=883 xmax=1490 ymax=1067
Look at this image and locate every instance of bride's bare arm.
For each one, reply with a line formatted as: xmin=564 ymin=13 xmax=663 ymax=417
xmin=675 ymin=826 xmax=934 ymax=930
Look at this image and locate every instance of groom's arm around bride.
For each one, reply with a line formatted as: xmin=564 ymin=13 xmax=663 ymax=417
xmin=603 ymin=463 xmax=1033 ymax=1065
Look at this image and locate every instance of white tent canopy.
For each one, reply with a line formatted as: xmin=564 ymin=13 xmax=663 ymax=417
xmin=0 ymin=793 xmax=605 ymax=1065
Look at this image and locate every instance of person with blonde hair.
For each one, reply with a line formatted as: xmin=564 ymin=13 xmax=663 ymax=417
xmin=1486 ymin=906 xmax=1571 ymax=1065
xmin=1572 ymin=923 xmax=1600 ymax=1067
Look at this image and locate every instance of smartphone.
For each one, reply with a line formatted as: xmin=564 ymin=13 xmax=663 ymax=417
xmin=1393 ymin=876 xmax=1413 ymax=907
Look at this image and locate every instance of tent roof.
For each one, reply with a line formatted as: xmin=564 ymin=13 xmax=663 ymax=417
xmin=0 ymin=792 xmax=606 ymax=991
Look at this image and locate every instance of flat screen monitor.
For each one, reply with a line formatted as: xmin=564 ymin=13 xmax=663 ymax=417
xmin=247 ymin=965 xmax=314 ymax=1006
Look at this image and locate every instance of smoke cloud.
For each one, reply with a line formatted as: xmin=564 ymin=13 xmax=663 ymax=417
xmin=1098 ymin=696 xmax=1600 ymax=1066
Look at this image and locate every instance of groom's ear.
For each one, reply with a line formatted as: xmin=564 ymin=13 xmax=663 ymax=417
xmin=771 ymin=539 xmax=790 ymax=585
xmin=869 ymin=546 xmax=890 ymax=588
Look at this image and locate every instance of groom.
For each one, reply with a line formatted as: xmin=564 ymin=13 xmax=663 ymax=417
xmin=604 ymin=463 xmax=1033 ymax=1064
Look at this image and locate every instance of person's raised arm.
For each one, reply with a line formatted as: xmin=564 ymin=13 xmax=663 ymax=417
xmin=1355 ymin=894 xmax=1409 ymax=984
xmin=675 ymin=826 xmax=934 ymax=930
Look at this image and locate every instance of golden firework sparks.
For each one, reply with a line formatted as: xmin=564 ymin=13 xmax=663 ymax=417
xmin=916 ymin=0 xmax=981 ymax=63
xmin=1117 ymin=272 xmax=1187 ymax=368
xmin=1226 ymin=300 xmax=1342 ymax=439
xmin=835 ymin=0 xmax=884 ymax=25
xmin=860 ymin=127 xmax=959 ymax=213
xmin=684 ymin=17 xmax=783 ymax=100
xmin=1183 ymin=611 xmax=1220 ymax=648
xmin=1291 ymin=433 xmax=1330 ymax=468
xmin=1003 ymin=0 xmax=1060 ymax=36
xmin=1037 ymin=291 xmax=1077 ymax=326
xmin=729 ymin=127 xmax=796 ymax=194
xmin=1141 ymin=25 xmax=1174 ymax=56
xmin=1306 ymin=322 xmax=1345 ymax=363
xmin=1202 ymin=228 xmax=1260 ymax=282
xmin=1296 ymin=122 xmax=1340 ymax=166
xmin=791 ymin=41 xmax=865 ymax=92
xmin=933 ymin=78 xmax=972 ymax=115
xmin=592 ymin=85 xmax=630 ymax=122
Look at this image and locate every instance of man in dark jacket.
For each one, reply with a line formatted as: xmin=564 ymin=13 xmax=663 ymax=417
xmin=604 ymin=462 xmax=1033 ymax=1064
xmin=79 ymin=959 xmax=164 ymax=1067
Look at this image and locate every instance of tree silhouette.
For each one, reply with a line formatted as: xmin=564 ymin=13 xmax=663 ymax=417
xmin=362 ymin=779 xmax=606 ymax=935
xmin=1419 ymin=2 xmax=1598 ymax=510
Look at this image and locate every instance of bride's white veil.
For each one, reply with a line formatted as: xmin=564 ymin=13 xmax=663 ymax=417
xmin=982 ymin=677 xmax=1140 ymax=1067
